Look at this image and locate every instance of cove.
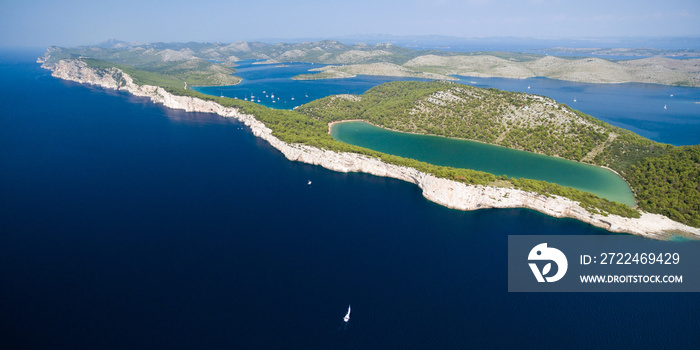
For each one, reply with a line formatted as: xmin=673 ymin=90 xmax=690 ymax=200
xmin=331 ymin=121 xmax=636 ymax=206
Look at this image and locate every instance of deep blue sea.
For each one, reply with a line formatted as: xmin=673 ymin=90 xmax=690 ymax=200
xmin=1 ymin=50 xmax=699 ymax=349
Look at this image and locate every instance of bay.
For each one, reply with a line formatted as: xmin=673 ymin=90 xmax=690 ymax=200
xmin=194 ymin=60 xmax=430 ymax=109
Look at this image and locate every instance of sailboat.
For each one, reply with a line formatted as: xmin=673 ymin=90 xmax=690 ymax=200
xmin=343 ymin=305 xmax=351 ymax=322
xmin=220 ymin=92 xmax=224 ymax=98
xmin=664 ymin=104 xmax=667 ymax=110
xmin=291 ymin=96 xmax=295 ymax=101
xmin=307 ymin=180 xmax=312 ymax=186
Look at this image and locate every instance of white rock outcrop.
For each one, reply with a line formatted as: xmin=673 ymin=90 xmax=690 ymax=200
xmin=45 ymin=59 xmax=700 ymax=240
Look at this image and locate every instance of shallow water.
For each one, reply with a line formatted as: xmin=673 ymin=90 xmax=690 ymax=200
xmin=331 ymin=121 xmax=636 ymax=206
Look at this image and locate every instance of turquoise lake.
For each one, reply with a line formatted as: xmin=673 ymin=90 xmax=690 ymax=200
xmin=331 ymin=121 xmax=636 ymax=206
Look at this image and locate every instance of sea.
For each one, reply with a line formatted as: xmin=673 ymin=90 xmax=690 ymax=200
xmin=1 ymin=49 xmax=699 ymax=349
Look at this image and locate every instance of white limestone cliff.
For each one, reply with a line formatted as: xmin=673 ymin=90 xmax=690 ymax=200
xmin=44 ymin=59 xmax=700 ymax=240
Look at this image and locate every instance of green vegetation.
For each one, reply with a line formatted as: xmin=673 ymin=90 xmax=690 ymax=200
xmin=297 ymin=81 xmax=699 ymax=225
xmin=83 ymin=58 xmax=239 ymax=88
xmin=297 ymin=81 xmax=660 ymax=167
xmin=107 ymin=68 xmax=638 ymax=218
xmin=626 ymin=145 xmax=700 ymax=226
xmin=50 ymin=53 xmax=700 ymax=224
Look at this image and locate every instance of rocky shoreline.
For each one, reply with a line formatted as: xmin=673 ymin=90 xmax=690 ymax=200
xmin=43 ymin=59 xmax=700 ymax=239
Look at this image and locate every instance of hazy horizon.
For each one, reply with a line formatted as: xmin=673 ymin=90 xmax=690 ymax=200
xmin=2 ymin=0 xmax=699 ymax=49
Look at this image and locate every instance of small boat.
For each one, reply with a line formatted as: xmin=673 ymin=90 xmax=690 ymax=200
xmin=220 ymin=92 xmax=224 ymax=98
xmin=307 ymin=180 xmax=312 ymax=186
xmin=670 ymin=94 xmax=674 ymax=97
xmin=305 ymin=93 xmax=308 ymax=97
xmin=527 ymin=86 xmax=531 ymax=89
xmin=573 ymin=99 xmax=577 ymax=103
xmin=263 ymin=90 xmax=266 ymax=94
xmin=664 ymin=104 xmax=667 ymax=110
xmin=291 ymin=96 xmax=295 ymax=100
xmin=257 ymin=99 xmax=261 ymax=102
xmin=343 ymin=305 xmax=351 ymax=322
xmin=271 ymin=93 xmax=275 ymax=98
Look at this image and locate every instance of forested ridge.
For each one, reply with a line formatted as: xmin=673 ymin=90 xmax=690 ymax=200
xmin=65 ymin=58 xmax=700 ymax=225
xmin=297 ymin=81 xmax=698 ymax=227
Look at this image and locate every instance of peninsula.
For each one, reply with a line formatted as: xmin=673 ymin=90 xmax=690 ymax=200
xmin=38 ymin=43 xmax=700 ymax=239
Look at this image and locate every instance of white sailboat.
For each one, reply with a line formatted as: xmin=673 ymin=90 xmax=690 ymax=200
xmin=343 ymin=305 xmax=351 ymax=322
xmin=664 ymin=104 xmax=667 ymax=110
xmin=307 ymin=180 xmax=312 ymax=186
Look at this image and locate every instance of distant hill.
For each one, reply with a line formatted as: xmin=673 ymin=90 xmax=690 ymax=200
xmin=39 ymin=40 xmax=700 ymax=87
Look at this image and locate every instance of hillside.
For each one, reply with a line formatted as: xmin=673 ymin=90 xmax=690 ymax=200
xmin=39 ymin=43 xmax=698 ymax=227
xmin=297 ymin=81 xmax=666 ymax=167
xmin=404 ymin=55 xmax=700 ymax=86
xmin=38 ymin=40 xmax=700 ymax=87
xmin=296 ymin=81 xmax=697 ymax=227
xmin=38 ymin=48 xmax=241 ymax=87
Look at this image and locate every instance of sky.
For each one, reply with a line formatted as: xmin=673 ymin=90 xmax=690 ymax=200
xmin=1 ymin=0 xmax=699 ymax=48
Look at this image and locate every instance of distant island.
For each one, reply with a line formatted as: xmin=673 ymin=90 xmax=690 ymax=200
xmin=40 ymin=39 xmax=700 ymax=87
xmin=38 ymin=41 xmax=700 ymax=239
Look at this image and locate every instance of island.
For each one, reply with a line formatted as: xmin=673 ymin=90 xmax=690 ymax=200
xmin=38 ymin=41 xmax=700 ymax=239
xmin=40 ymin=39 xmax=700 ymax=87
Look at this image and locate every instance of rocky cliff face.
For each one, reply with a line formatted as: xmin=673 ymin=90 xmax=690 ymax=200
xmin=46 ymin=59 xmax=700 ymax=240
